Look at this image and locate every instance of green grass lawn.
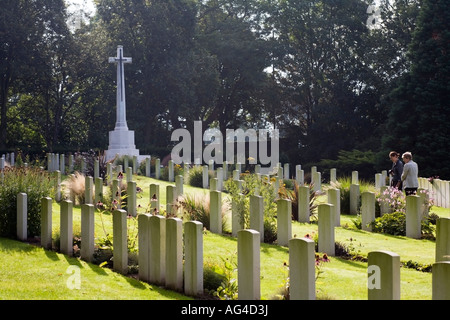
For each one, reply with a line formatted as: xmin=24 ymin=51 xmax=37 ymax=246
xmin=0 ymin=237 xmax=190 ymax=300
xmin=1 ymin=174 xmax=448 ymax=300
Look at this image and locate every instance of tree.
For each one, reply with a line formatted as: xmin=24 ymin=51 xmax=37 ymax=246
xmin=264 ymin=0 xmax=382 ymax=165
xmin=0 ymin=0 xmax=58 ymax=150
xmin=381 ymin=0 xmax=450 ymax=179
xmin=196 ymin=0 xmax=272 ymax=133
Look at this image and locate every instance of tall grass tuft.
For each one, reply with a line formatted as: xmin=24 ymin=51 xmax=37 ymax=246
xmin=179 ymin=192 xmax=229 ymax=233
xmin=62 ymin=172 xmax=86 ymax=205
xmin=0 ymin=167 xmax=54 ymax=238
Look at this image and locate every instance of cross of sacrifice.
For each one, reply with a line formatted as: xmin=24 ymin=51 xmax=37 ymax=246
xmin=109 ymin=45 xmax=132 ymax=130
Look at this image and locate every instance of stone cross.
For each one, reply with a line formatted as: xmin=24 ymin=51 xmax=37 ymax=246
xmin=109 ymin=45 xmax=132 ymax=131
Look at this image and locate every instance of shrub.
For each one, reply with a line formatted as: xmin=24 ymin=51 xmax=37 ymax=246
xmin=187 ymin=166 xmax=208 ymax=188
xmin=371 ymin=211 xmax=406 ymax=235
xmin=161 ymin=163 xmax=183 ymax=181
xmin=370 ymin=211 xmax=435 ymax=238
xmin=204 ymin=254 xmax=238 ymax=300
xmin=279 ymin=181 xmax=319 ymax=220
xmin=73 ymin=150 xmax=107 ymax=179
xmin=224 ymin=173 xmax=278 ymax=243
xmin=377 ymin=187 xmax=405 ymax=213
xmin=0 ymin=167 xmax=54 ymax=238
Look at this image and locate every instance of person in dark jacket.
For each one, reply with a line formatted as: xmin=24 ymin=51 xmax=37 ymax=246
xmin=389 ymin=151 xmax=403 ymax=190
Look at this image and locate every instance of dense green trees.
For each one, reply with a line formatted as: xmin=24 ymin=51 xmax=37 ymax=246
xmin=380 ymin=0 xmax=450 ymax=178
xmin=0 ymin=0 xmax=448 ymax=178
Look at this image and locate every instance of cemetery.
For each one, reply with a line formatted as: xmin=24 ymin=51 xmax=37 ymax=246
xmin=1 ymin=0 xmax=449 ymax=305
xmin=0 ymin=153 xmax=449 ymax=300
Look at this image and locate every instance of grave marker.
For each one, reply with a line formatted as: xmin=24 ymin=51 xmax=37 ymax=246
xmin=127 ymin=181 xmax=137 ymax=217
xmin=277 ymin=199 xmax=291 ymax=246
xmin=112 ymin=179 xmax=121 ymax=208
xmin=60 ymin=154 xmax=65 ymax=175
xmin=184 ymin=221 xmax=203 ymax=296
xmin=298 ymin=185 xmax=310 ymax=223
xmin=313 ymin=171 xmax=321 ymax=192
xmin=250 ymin=195 xmax=264 ymax=242
xmin=138 ymin=214 xmax=150 ymax=282
xmin=94 ymin=159 xmax=99 ymax=179
xmin=166 ymin=185 xmax=177 ymax=215
xmin=149 ymin=215 xmax=166 ymax=285
xmin=150 ymin=183 xmax=160 ymax=213
xmin=41 ymin=197 xmax=52 ymax=250
xmin=406 ymin=195 xmax=421 ymax=239
xmin=166 ymin=218 xmax=183 ymax=291
xmin=17 ymin=193 xmax=27 ymax=241
xmin=126 ymin=166 xmax=132 ymax=182
xmin=85 ymin=176 xmax=93 ymax=205
xmin=133 ymin=155 xmax=138 ymax=174
xmin=289 ymin=238 xmax=315 ymax=300
xmin=113 ymin=209 xmax=128 ymax=274
xmin=436 ymin=217 xmax=450 ymax=262
xmin=232 ymin=194 xmax=245 ymax=237
xmin=54 ymin=171 xmax=61 ymax=202
xmin=349 ymin=184 xmax=360 ymax=215
xmin=81 ymin=204 xmax=95 ymax=262
xmin=145 ymin=157 xmax=151 ymax=177
xmin=361 ymin=191 xmax=375 ymax=231
xmin=318 ymin=203 xmax=335 ymax=256
xmin=330 ymin=168 xmax=337 ymax=183
xmin=168 ymin=160 xmax=174 ymax=182
xmin=432 ymin=261 xmax=450 ymax=300
xmin=367 ymin=250 xmax=400 ymax=300
xmin=327 ymin=188 xmax=340 ymax=226
xmin=176 ymin=175 xmax=184 ymax=196
xmin=238 ymin=229 xmax=260 ymax=300
xmin=60 ymin=200 xmax=73 ymax=256
xmin=202 ymin=165 xmax=209 ymax=189
xmin=210 ymin=190 xmax=222 ymax=234
xmin=155 ymin=158 xmax=161 ymax=179
xmin=352 ymin=171 xmax=359 ymax=184
xmin=95 ymin=177 xmax=103 ymax=204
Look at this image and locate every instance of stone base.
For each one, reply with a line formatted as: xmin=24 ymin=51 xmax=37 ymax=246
xmin=106 ymin=129 xmax=142 ymax=162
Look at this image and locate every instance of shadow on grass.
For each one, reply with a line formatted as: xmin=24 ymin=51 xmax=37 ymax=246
xmin=122 ymin=273 xmax=192 ymax=300
xmin=44 ymin=249 xmax=60 ymax=261
xmin=333 ymin=256 xmax=367 ymax=270
xmin=0 ymin=237 xmax=42 ymax=254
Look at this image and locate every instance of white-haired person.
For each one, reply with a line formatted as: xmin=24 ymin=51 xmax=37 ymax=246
xmin=401 ymin=152 xmax=419 ymax=196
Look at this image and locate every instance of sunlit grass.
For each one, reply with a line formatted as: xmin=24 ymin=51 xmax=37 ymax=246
xmin=2 ymin=174 xmax=446 ymax=300
xmin=0 ymin=237 xmax=190 ymax=300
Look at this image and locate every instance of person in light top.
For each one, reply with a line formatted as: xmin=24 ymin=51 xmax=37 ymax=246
xmin=401 ymin=151 xmax=419 ymax=196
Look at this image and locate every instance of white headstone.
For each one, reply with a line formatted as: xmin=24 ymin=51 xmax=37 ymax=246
xmin=238 ymin=229 xmax=260 ymax=300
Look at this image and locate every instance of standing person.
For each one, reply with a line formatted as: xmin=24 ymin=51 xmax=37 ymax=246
xmin=401 ymin=152 xmax=419 ymax=195
xmin=389 ymin=151 xmax=403 ymax=190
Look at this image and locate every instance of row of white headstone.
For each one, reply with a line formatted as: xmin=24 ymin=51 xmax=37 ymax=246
xmin=60 ymin=160 xmax=441 ymax=244
xmin=4 ymin=152 xmax=443 ymax=209
xmin=14 ymin=191 xmax=450 ymax=299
